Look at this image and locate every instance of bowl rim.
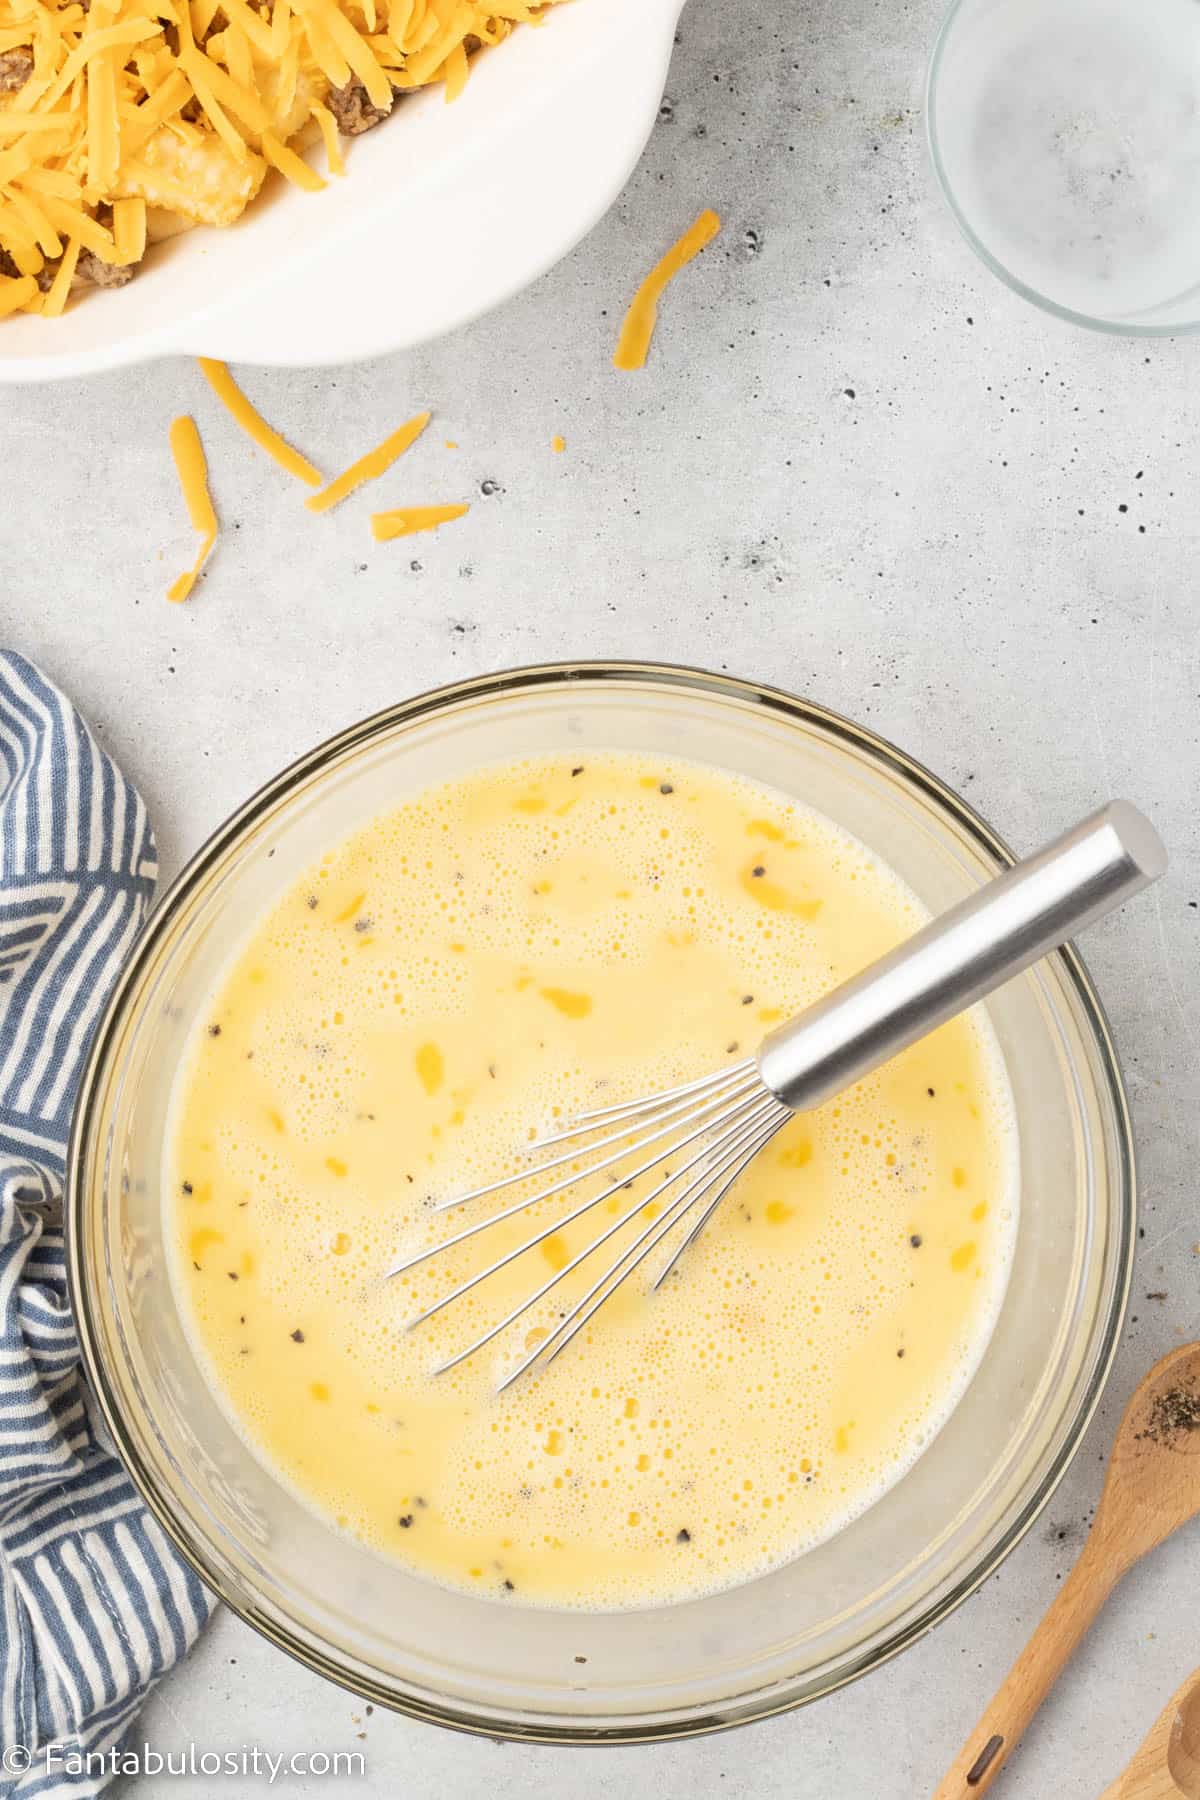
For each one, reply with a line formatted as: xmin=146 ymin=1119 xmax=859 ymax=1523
xmin=925 ymin=0 xmax=1200 ymax=339
xmin=66 ymin=659 xmax=1136 ymax=1742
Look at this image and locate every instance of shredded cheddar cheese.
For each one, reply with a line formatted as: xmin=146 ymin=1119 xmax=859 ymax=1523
xmin=310 ymin=100 xmax=345 ymax=175
xmin=198 ymin=357 xmax=323 ymax=486
xmin=306 ymin=408 xmax=430 ymax=513
xmin=371 ymin=501 xmax=468 ymax=540
xmin=41 ymin=233 xmax=79 ymax=314
xmin=551 ymin=433 xmax=565 ymax=453
xmin=0 ymin=0 xmax=569 ymax=318
xmin=111 ymin=194 xmax=144 ymax=261
xmin=0 ymin=271 xmax=35 ymax=316
xmin=613 ymin=209 xmax=722 ymax=372
xmin=167 ymin=414 xmax=218 ymax=602
xmin=261 ymin=129 xmax=326 ymax=191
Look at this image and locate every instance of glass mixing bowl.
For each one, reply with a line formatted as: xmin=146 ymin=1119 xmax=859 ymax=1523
xmin=67 ymin=663 xmax=1134 ymax=1742
xmin=928 ymin=0 xmax=1200 ymax=334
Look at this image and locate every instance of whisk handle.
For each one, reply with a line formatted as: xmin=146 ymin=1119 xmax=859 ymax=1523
xmin=756 ymin=801 xmax=1165 ymax=1115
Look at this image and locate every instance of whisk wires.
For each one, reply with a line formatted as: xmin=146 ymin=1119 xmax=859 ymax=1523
xmin=387 ymin=1057 xmax=788 ymax=1382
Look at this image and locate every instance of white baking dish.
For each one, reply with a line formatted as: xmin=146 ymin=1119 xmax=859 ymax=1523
xmin=0 ymin=0 xmax=681 ymax=383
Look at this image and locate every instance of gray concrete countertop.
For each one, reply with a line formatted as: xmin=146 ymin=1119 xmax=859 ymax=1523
xmin=2 ymin=0 xmax=1197 ymax=1793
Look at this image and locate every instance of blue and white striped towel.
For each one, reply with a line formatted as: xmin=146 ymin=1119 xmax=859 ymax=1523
xmin=0 ymin=651 xmax=214 ymax=1797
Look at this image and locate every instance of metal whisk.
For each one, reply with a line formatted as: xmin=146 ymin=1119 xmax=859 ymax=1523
xmin=388 ymin=801 xmax=1164 ymax=1386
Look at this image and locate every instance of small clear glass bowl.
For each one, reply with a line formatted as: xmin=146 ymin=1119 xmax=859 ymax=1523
xmin=68 ymin=664 xmax=1134 ymax=1742
xmin=928 ymin=0 xmax=1200 ymax=335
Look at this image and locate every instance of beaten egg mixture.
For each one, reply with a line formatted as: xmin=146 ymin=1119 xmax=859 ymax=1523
xmin=169 ymin=753 xmax=1017 ymax=1608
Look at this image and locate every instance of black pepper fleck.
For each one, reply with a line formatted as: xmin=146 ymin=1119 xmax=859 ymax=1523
xmin=676 ymin=1528 xmax=691 ymax=1543
xmin=1137 ymin=1384 xmax=1200 ymax=1443
xmin=909 ymin=1234 xmax=923 ymax=1249
xmin=291 ymin=1329 xmax=305 ymax=1343
xmin=398 ymin=1514 xmax=414 ymax=1529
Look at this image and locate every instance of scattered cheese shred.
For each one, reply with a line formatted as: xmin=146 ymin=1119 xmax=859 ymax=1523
xmin=167 ymin=414 xmax=218 ymax=602
xmin=371 ymin=502 xmax=469 ymax=541
xmin=551 ymin=433 xmax=565 ymax=453
xmin=306 ymin=409 xmax=430 ymax=514
xmin=613 ymin=208 xmax=722 ymax=372
xmin=197 ymin=357 xmax=323 ymax=487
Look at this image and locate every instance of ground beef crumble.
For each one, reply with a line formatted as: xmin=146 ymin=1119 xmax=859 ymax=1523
xmin=4 ymin=199 xmax=137 ymax=293
xmin=326 ymin=76 xmax=394 ymax=136
xmin=0 ymin=47 xmax=32 ymax=95
xmin=76 ymin=250 xmax=135 ymax=288
xmin=77 ymin=204 xmax=137 ymax=288
xmin=0 ymin=245 xmax=55 ymax=291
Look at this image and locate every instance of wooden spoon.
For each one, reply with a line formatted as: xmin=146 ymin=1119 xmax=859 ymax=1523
xmin=935 ymin=1343 xmax=1200 ymax=1798
xmin=1099 ymin=1668 xmax=1200 ymax=1800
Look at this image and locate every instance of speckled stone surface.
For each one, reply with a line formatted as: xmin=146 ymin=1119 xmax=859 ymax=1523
xmin=2 ymin=0 xmax=1197 ymax=1793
